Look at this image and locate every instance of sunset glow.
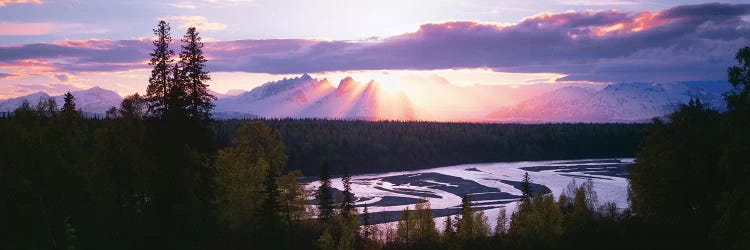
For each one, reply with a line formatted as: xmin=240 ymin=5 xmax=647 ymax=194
xmin=1 ymin=1 xmax=749 ymax=121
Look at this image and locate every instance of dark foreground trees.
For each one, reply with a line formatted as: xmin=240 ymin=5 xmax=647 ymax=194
xmin=629 ymin=45 xmax=750 ymax=249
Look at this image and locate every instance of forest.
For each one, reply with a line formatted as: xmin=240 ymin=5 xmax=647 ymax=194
xmin=216 ymin=119 xmax=645 ymax=176
xmin=0 ymin=21 xmax=748 ymax=250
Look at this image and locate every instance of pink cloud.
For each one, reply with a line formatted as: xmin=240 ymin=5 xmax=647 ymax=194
xmin=0 ymin=0 xmax=41 ymax=7
xmin=0 ymin=22 xmax=107 ymax=36
xmin=0 ymin=3 xmax=748 ymax=83
xmin=0 ymin=22 xmax=56 ymax=36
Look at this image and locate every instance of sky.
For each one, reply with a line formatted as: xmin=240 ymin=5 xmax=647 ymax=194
xmin=1 ymin=0 xmax=749 ymax=98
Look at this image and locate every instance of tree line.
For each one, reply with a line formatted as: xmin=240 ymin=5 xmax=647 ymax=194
xmin=215 ymin=119 xmax=646 ymax=176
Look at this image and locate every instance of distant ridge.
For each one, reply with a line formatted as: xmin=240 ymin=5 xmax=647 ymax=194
xmin=0 ymin=78 xmax=733 ymax=122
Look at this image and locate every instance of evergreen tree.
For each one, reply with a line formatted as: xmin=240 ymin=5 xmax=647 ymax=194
xmin=457 ymin=194 xmax=474 ymax=240
xmin=340 ymin=165 xmax=355 ymax=216
xmin=521 ymin=172 xmax=532 ymax=201
xmin=145 ymin=20 xmax=175 ymax=117
xmin=362 ymin=203 xmax=371 ymax=239
xmin=164 ymin=63 xmax=189 ymax=119
xmin=179 ymin=27 xmax=215 ymax=121
xmin=61 ymin=92 xmax=77 ymax=116
xmin=317 ymin=161 xmax=334 ymax=223
xmin=256 ymin=165 xmax=284 ymax=248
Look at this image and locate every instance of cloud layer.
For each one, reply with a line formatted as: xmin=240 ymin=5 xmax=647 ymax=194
xmin=1 ymin=3 xmax=749 ymax=83
xmin=0 ymin=0 xmax=41 ymax=7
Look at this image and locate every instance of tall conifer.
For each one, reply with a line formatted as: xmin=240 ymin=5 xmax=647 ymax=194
xmin=145 ymin=20 xmax=174 ymax=117
xmin=179 ymin=27 xmax=214 ymax=121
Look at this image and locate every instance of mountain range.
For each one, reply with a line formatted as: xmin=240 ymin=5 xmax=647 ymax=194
xmin=0 ymin=86 xmax=123 ymax=115
xmin=0 ymin=75 xmax=733 ymax=122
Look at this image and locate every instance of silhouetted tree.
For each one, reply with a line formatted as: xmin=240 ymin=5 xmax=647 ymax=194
xmin=521 ymin=172 xmax=532 ymax=201
xmin=317 ymin=161 xmax=334 ymax=223
xmin=340 ymin=165 xmax=355 ymax=216
xmin=179 ymin=27 xmax=215 ymax=121
xmin=145 ymin=20 xmax=175 ymax=117
xmin=443 ymin=215 xmax=455 ymax=240
xmin=61 ymin=92 xmax=77 ymax=115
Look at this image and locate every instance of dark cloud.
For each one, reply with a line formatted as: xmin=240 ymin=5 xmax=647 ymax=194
xmin=54 ymin=74 xmax=68 ymax=81
xmin=0 ymin=3 xmax=748 ymax=82
xmin=203 ymin=2 xmax=750 ymax=82
xmin=14 ymin=83 xmax=82 ymax=94
xmin=0 ymin=72 xmax=16 ymax=79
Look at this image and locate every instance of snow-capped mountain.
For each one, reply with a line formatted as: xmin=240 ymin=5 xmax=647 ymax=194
xmin=214 ymin=74 xmax=336 ymax=118
xmin=0 ymin=79 xmax=733 ymax=122
xmin=215 ymin=74 xmax=416 ymax=120
xmin=488 ymin=82 xmax=732 ymax=122
xmin=0 ymin=86 xmax=122 ymax=114
xmin=0 ymin=91 xmax=52 ymax=112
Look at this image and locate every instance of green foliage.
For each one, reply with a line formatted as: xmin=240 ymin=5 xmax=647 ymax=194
xmin=455 ymin=195 xmax=491 ymax=242
xmin=395 ymin=200 xmax=439 ymax=247
xmin=317 ymin=230 xmax=336 ymax=250
xmin=509 ymin=193 xmax=564 ymax=249
xmin=214 ymin=121 xmax=288 ymax=229
xmin=334 ymin=212 xmax=361 ymax=250
xmin=278 ymin=169 xmax=309 ymax=225
xmin=494 ymin=207 xmax=508 ymax=236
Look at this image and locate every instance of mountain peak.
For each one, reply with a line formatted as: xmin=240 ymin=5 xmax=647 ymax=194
xmin=335 ymin=77 xmax=359 ymax=96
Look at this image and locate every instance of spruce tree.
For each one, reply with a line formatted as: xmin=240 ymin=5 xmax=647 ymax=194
xmin=179 ymin=27 xmax=215 ymax=121
xmin=256 ymin=165 xmax=284 ymax=248
xmin=362 ymin=203 xmax=372 ymax=240
xmin=145 ymin=20 xmax=174 ymax=117
xmin=317 ymin=161 xmax=334 ymax=223
xmin=340 ymin=165 xmax=355 ymax=216
xmin=61 ymin=92 xmax=77 ymax=115
xmin=521 ymin=172 xmax=532 ymax=201
xmin=457 ymin=194 xmax=475 ymax=240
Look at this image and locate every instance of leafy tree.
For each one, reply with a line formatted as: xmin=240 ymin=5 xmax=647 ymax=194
xmin=714 ymin=46 xmax=750 ymax=249
xmin=334 ymin=212 xmax=360 ymax=250
xmin=629 ymin=99 xmax=721 ymax=224
xmin=509 ymin=193 xmax=564 ymax=249
xmin=317 ymin=230 xmax=336 ymax=250
xmin=494 ymin=207 xmax=508 ymax=236
xmin=395 ymin=199 xmax=439 ymax=246
xmin=277 ymin=169 xmax=309 ymax=226
xmin=214 ymin=122 xmax=286 ymax=229
xmin=145 ymin=20 xmax=175 ymax=117
xmin=443 ymin=215 xmax=455 ymax=240
xmin=179 ymin=27 xmax=215 ymax=121
xmin=118 ymin=94 xmax=146 ymax=120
